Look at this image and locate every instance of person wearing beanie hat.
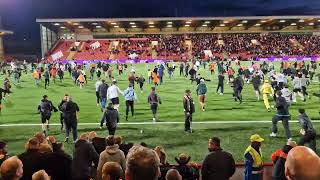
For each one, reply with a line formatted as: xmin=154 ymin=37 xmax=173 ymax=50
xmin=260 ymin=79 xmax=274 ymax=112
xmin=244 ymin=134 xmax=264 ymax=180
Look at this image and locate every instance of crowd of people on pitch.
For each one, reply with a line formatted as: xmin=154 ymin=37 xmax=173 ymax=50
xmin=1 ymin=131 xmax=320 ymax=180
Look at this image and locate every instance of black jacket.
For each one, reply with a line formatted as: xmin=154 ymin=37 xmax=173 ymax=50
xmin=18 ymin=149 xmax=45 ymax=180
xmin=72 ymin=139 xmax=99 ymax=179
xmin=275 ymin=96 xmax=289 ymax=115
xmin=272 ymin=145 xmax=293 ymax=180
xmin=101 ymin=107 xmax=119 ymax=129
xmin=92 ymin=137 xmax=107 ymax=155
xmin=63 ymin=101 xmax=79 ymax=123
xmin=183 ymin=95 xmax=195 ymax=114
xmin=45 ymin=147 xmax=72 ymax=180
xmin=201 ymin=149 xmax=236 ymax=180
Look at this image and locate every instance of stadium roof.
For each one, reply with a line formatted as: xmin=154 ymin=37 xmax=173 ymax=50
xmin=36 ymin=16 xmax=320 ymax=33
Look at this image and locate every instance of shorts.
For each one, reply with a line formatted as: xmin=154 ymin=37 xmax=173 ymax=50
xmin=198 ymin=95 xmax=205 ymax=103
xmin=253 ymin=86 xmax=260 ymax=91
xmin=41 ymin=114 xmax=51 ymax=123
xmin=293 ymin=88 xmax=301 ymax=93
xmin=111 ymin=97 xmax=120 ymax=105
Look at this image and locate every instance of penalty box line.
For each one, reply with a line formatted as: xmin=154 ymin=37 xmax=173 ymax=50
xmin=1 ymin=120 xmax=320 ymax=127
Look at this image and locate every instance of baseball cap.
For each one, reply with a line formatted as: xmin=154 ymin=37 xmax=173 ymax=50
xmin=250 ymin=134 xmax=264 ymax=142
xmin=200 ymin=79 xmax=205 ymax=82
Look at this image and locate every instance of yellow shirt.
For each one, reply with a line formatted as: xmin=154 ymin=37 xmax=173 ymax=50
xmin=260 ymin=83 xmax=274 ymax=94
xmin=147 ymin=70 xmax=152 ymax=77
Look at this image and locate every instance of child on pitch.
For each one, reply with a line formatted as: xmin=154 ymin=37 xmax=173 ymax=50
xmin=77 ymin=72 xmax=85 ymax=89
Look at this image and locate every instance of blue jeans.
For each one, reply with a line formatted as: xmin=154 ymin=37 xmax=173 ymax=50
xmin=100 ymin=97 xmax=106 ymax=109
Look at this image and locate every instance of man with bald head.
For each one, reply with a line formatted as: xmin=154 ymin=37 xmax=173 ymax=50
xmin=125 ymin=145 xmax=160 ymax=180
xmin=0 ymin=156 xmax=23 ymax=180
xmin=285 ymin=146 xmax=320 ymax=180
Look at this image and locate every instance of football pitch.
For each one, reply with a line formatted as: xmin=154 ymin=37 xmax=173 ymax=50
xmin=0 ymin=61 xmax=319 ymax=162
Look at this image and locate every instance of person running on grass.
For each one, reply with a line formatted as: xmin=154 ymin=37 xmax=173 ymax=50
xmin=123 ymin=83 xmax=137 ymax=121
xmin=147 ymin=87 xmax=161 ymax=122
xmin=136 ymin=74 xmax=145 ymax=93
xmin=77 ymin=72 xmax=85 ymax=89
xmin=231 ymin=75 xmax=244 ymax=104
xmin=107 ymin=80 xmax=123 ymax=111
xmin=252 ymin=71 xmax=261 ymax=101
xmin=260 ymin=80 xmax=274 ymax=112
xmin=297 ymin=108 xmax=317 ymax=152
xmin=196 ymin=79 xmax=207 ymax=111
xmin=95 ymin=78 xmax=102 ymax=106
xmin=270 ymin=91 xmax=292 ymax=141
xmin=38 ymin=95 xmax=58 ymax=136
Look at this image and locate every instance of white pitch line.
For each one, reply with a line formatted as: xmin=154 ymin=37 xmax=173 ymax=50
xmin=0 ymin=120 xmax=320 ymax=127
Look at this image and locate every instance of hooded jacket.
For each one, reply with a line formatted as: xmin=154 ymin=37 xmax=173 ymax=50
xmin=96 ymin=144 xmax=126 ymax=180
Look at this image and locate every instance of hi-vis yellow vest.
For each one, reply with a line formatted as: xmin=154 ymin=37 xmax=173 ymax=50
xmin=244 ymin=146 xmax=263 ymax=168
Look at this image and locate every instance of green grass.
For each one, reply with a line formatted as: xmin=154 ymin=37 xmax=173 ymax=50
xmin=0 ymin=61 xmax=319 ymax=163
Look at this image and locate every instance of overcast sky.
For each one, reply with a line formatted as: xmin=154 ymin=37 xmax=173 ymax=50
xmin=0 ymin=0 xmax=320 ymax=55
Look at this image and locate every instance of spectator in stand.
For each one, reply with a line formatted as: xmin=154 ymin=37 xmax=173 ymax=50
xmin=72 ymin=133 xmax=99 ymax=180
xmin=0 ymin=141 xmax=9 ymax=166
xmin=166 ymin=169 xmax=182 ymax=180
xmin=154 ymin=146 xmax=170 ymax=180
xmin=201 ymin=137 xmax=235 ymax=180
xmin=89 ymin=131 xmax=107 ymax=155
xmin=285 ymin=146 xmax=320 ymax=180
xmin=125 ymin=145 xmax=160 ymax=180
xmin=102 ymin=162 xmax=122 ymax=180
xmin=97 ymin=135 xmax=126 ymax=180
xmin=174 ymin=153 xmax=197 ymax=180
xmin=297 ymin=108 xmax=317 ymax=152
xmin=98 ymin=79 xmax=109 ymax=112
xmin=114 ymin=136 xmax=133 ymax=157
xmin=244 ymin=134 xmax=264 ymax=180
xmin=18 ymin=137 xmax=44 ymax=180
xmin=100 ymin=103 xmax=120 ymax=135
xmin=31 ymin=170 xmax=50 ymax=180
xmin=0 ymin=156 xmax=23 ymax=180
xmin=46 ymin=136 xmax=72 ymax=180
xmin=271 ymin=141 xmax=297 ymax=180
